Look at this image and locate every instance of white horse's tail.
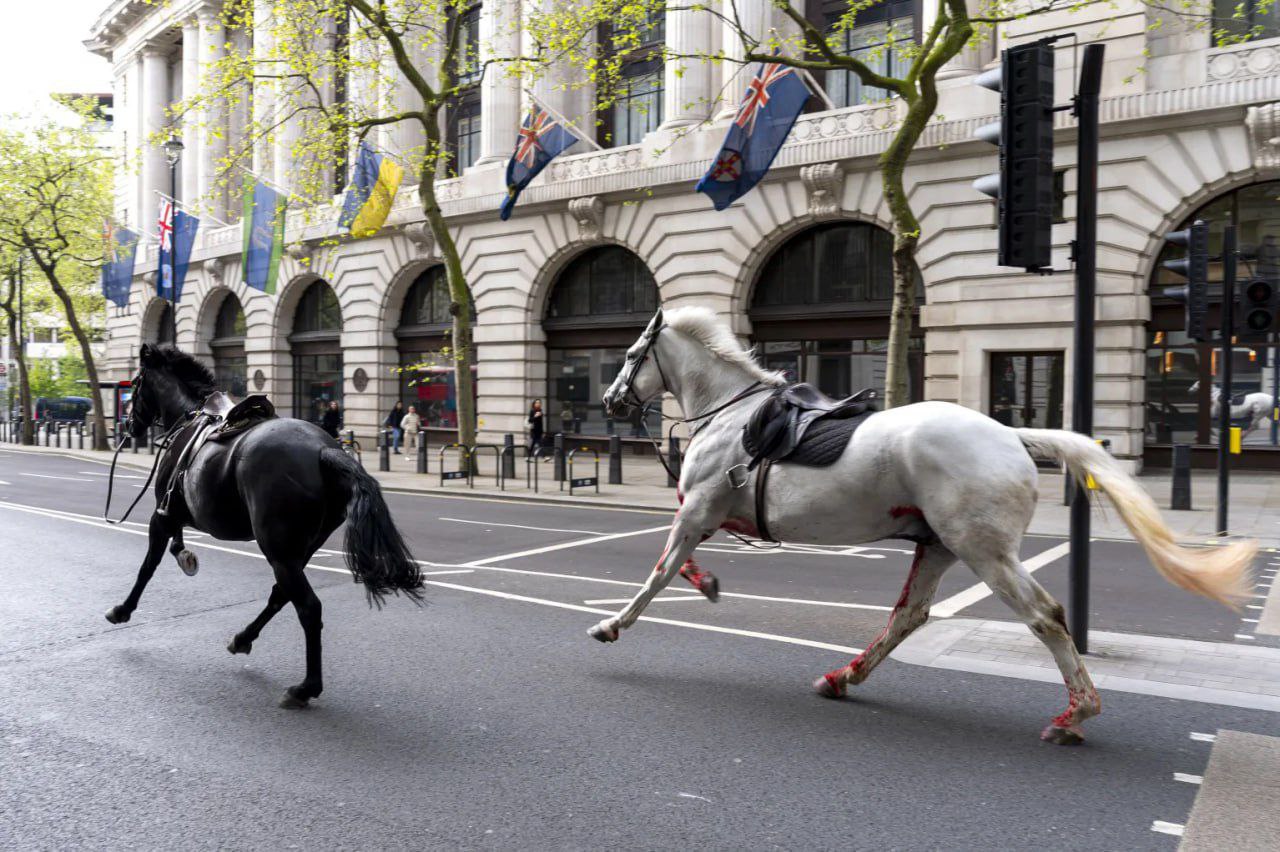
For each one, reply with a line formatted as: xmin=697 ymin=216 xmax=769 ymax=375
xmin=1015 ymin=428 xmax=1256 ymax=608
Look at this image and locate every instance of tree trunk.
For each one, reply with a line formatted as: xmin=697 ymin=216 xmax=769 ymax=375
xmin=418 ymin=127 xmax=477 ymax=449
xmin=40 ymin=264 xmax=110 ymax=450
xmin=878 ymin=124 xmax=923 ymax=409
xmin=2 ymin=288 xmax=34 ymax=444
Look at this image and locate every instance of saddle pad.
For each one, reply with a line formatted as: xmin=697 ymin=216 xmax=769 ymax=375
xmin=783 ymin=411 xmax=873 ymax=467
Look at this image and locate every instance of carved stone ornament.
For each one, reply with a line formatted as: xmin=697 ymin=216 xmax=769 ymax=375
xmin=285 ymin=242 xmax=315 ymax=266
xmin=800 ymin=163 xmax=845 ymax=217
xmin=352 ymin=367 xmax=369 ymax=392
xmin=203 ymin=256 xmax=224 ymax=285
xmin=252 ymin=369 xmax=266 ymax=392
xmin=142 ymin=271 xmax=157 ymax=288
xmin=569 ymin=196 xmax=605 ymax=242
xmin=404 ymin=223 xmax=435 ymax=258
xmin=1246 ymin=102 xmax=1280 ymax=170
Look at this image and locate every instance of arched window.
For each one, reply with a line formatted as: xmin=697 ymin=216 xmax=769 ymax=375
xmin=1146 ymin=180 xmax=1280 ymax=456
xmin=544 ymin=246 xmax=660 ymax=438
xmin=210 ymin=294 xmax=247 ymax=398
xmin=395 ymin=266 xmax=475 ymax=431
xmin=289 ymin=280 xmax=343 ymax=424
xmin=149 ymin=301 xmax=175 ymax=345
xmin=749 ymin=222 xmax=924 ymax=402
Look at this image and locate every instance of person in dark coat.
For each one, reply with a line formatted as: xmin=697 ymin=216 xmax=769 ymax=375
xmin=321 ymin=400 xmax=342 ymax=438
xmin=385 ymin=401 xmax=405 ymax=453
xmin=527 ymin=399 xmax=544 ymax=455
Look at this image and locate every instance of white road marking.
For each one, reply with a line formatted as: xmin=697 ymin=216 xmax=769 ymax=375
xmin=0 ymin=480 xmax=9 ymax=485
xmin=1173 ymin=772 xmax=1203 ymax=785
xmin=440 ymin=516 xmax=605 ymax=536
xmin=583 ymin=595 xmax=708 ymax=605
xmin=79 ymin=470 xmax=146 ymax=479
xmin=1242 ymin=618 xmax=1259 ymax=623
xmin=465 ymin=525 xmax=671 ymax=566
xmin=1234 ymin=634 xmax=1255 ymax=641
xmin=1247 ymin=604 xmax=1264 ymax=610
xmin=424 ymin=579 xmax=865 ymax=656
xmin=1150 ymin=821 xmax=1185 ymax=837
xmin=19 ymin=473 xmax=95 ymax=483
xmin=1190 ymin=732 xmax=1217 ymax=742
xmin=930 ymin=541 xmax=1073 ymax=618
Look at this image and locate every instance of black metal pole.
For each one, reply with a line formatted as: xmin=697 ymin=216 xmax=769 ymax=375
xmin=1270 ymin=333 xmax=1279 ymax=447
xmin=1217 ymin=225 xmax=1236 ymax=536
xmin=168 ymin=159 xmax=179 ymax=345
xmin=1068 ymin=43 xmax=1105 ymax=655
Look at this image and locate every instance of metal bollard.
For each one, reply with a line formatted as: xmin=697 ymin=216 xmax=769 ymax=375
xmin=55 ymin=423 xmax=62 ymax=448
xmin=379 ymin=428 xmax=390 ymax=472
xmin=1171 ymin=442 xmax=1192 ymax=511
xmin=667 ymin=436 xmax=682 ymax=487
xmin=417 ymin=430 xmax=428 ymax=474
xmin=608 ymin=434 xmax=623 ymax=485
xmin=43 ymin=421 xmax=50 ymax=446
xmin=501 ymin=433 xmax=516 ymax=480
xmin=78 ymin=423 xmax=84 ymax=450
xmin=553 ymin=432 xmax=565 ymax=482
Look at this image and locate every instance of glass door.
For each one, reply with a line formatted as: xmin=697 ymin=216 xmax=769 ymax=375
xmin=989 ymin=352 xmax=1065 ymax=428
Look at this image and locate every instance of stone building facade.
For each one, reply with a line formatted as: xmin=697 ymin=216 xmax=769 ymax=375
xmin=86 ymin=0 xmax=1280 ymax=469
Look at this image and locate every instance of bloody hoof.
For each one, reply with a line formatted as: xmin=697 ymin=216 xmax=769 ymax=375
xmin=1040 ymin=724 xmax=1085 ymax=745
xmin=105 ymin=606 xmax=131 ymax=624
xmin=279 ymin=687 xmax=311 ymax=709
xmin=588 ymin=622 xmax=620 ymax=643
xmin=227 ymin=635 xmax=253 ymax=655
xmin=698 ymin=573 xmax=720 ymax=603
xmin=813 ymin=673 xmax=846 ymax=699
xmin=176 ymin=549 xmax=199 ymax=577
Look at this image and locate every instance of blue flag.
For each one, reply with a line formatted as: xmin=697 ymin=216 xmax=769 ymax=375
xmin=240 ymin=176 xmax=286 ymax=295
xmin=101 ymin=223 xmax=138 ymax=308
xmin=156 ymin=199 xmax=199 ymax=302
xmin=499 ymin=105 xmax=579 ymax=220
xmin=696 ymin=62 xmax=811 ymax=211
xmin=339 ymin=141 xmax=404 ymax=236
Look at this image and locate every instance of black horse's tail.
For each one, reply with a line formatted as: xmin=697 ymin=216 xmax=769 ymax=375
xmin=319 ymin=448 xmax=425 ymax=608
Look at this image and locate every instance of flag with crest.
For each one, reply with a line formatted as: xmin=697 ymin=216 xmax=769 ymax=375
xmin=101 ymin=220 xmax=139 ymax=308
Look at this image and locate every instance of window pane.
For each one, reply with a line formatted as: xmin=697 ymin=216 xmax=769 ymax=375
xmin=548 ymin=347 xmax=658 ymax=436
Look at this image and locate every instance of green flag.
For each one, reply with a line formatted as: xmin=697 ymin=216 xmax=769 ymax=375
xmin=240 ymin=173 xmax=286 ymax=295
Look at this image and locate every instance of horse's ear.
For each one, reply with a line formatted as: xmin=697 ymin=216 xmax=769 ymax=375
xmin=139 ymin=343 xmax=154 ymax=364
xmin=647 ymin=308 xmax=663 ymax=334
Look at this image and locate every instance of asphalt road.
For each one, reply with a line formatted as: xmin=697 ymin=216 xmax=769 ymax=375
xmin=0 ymin=447 xmax=1273 ymax=849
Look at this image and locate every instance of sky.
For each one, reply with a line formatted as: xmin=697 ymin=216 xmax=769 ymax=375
xmin=0 ymin=1 xmax=113 ymax=117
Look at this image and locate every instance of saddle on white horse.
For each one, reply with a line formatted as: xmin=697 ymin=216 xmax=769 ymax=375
xmin=742 ymin=384 xmax=878 ymax=470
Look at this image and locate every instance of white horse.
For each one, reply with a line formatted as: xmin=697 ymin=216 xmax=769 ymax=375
xmin=1189 ymin=381 xmax=1275 ymax=438
xmin=596 ymin=307 xmax=1255 ymax=744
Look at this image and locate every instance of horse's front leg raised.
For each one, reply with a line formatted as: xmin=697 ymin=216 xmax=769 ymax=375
xmin=105 ymin=512 xmax=172 ymax=624
xmin=589 ymin=503 xmax=717 ymax=643
xmin=168 ymin=527 xmax=199 ymax=576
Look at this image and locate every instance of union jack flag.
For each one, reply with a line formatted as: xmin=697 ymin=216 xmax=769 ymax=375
xmin=734 ymin=63 xmax=795 ymax=135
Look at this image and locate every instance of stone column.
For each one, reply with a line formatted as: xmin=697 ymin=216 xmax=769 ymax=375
xmin=380 ymin=18 xmax=429 ymax=183
xmin=661 ymin=2 xmax=714 ymax=128
xmin=475 ymin=0 xmax=522 ymax=167
xmin=198 ymin=5 xmax=229 ymax=218
xmin=181 ymin=19 xmax=201 ymax=206
xmin=251 ymin=0 xmax=276 ymax=179
xmin=718 ymin=0 xmax=771 ymax=118
xmin=140 ymin=46 xmax=171 ymax=226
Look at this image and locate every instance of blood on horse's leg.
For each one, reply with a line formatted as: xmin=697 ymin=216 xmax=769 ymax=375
xmin=679 ymin=559 xmax=719 ymax=602
xmin=815 ymin=542 xmax=955 ymax=698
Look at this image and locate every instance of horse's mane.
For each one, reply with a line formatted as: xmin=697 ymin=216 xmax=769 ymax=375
xmin=153 ymin=344 xmax=217 ymax=398
xmin=663 ymin=306 xmax=788 ymax=387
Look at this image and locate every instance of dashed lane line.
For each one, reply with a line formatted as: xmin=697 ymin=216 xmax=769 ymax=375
xmin=19 ymin=473 xmax=95 ymax=483
xmin=439 ymin=516 xmax=607 ymax=536
xmin=464 ymin=525 xmax=673 ymax=567
xmin=1150 ymin=821 xmax=1185 ymax=837
xmin=930 ymin=541 xmax=1073 ymax=618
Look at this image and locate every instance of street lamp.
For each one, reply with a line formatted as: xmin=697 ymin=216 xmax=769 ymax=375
xmin=161 ymin=134 xmax=183 ymax=346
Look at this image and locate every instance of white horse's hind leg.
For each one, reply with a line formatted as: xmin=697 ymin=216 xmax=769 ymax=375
xmin=815 ymin=542 xmax=956 ymax=698
xmin=963 ymin=551 xmax=1100 ymax=745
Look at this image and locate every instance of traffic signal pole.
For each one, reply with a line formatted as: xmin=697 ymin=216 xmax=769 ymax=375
xmin=1217 ymin=225 xmax=1236 ymax=536
xmin=1068 ymin=43 xmax=1105 ymax=654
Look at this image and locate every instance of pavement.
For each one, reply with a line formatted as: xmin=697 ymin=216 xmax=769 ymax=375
xmin=1 ymin=445 xmax=1278 ymax=848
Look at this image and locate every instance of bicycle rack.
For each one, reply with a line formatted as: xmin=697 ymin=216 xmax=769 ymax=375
xmin=469 ymin=444 xmax=504 ymax=490
xmin=439 ymin=443 xmax=470 ymax=486
xmin=525 ymin=447 xmax=542 ymax=493
xmin=564 ymin=447 xmax=600 ymax=495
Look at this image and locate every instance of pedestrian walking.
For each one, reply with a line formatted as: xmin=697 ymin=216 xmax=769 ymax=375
xmin=400 ymin=405 xmax=422 ymax=453
xmin=527 ymin=399 xmax=544 ymax=455
xmin=321 ymin=400 xmax=342 ymax=438
xmin=385 ymin=401 xmax=405 ymax=454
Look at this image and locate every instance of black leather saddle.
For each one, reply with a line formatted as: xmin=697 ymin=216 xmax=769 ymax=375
xmin=742 ymin=384 xmax=877 ymax=470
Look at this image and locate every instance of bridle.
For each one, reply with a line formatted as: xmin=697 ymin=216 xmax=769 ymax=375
xmin=102 ymin=365 xmax=193 ymax=525
xmin=612 ymin=320 xmax=671 ymax=417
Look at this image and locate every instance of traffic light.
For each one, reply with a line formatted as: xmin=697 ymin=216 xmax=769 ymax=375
xmin=1161 ymin=219 xmax=1209 ymax=342
xmin=1238 ymin=235 xmax=1278 ymax=340
xmin=973 ymin=38 xmax=1056 ymax=272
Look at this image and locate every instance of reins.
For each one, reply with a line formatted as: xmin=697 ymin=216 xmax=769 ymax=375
xmin=102 ymin=407 xmax=195 ymax=526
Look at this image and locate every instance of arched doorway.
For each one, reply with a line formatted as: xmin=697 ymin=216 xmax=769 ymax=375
xmin=146 ymin=300 xmax=175 ymax=345
xmin=749 ymin=221 xmax=924 ymax=401
xmin=210 ymin=293 xmax=247 ymax=398
xmin=395 ymin=265 xmax=475 ymax=431
xmin=289 ymin=279 xmax=343 ymax=424
xmin=543 ymin=245 xmax=659 ymax=437
xmin=1146 ymin=180 xmax=1280 ymax=464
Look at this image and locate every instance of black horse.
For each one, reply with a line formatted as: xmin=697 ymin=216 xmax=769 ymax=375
xmin=107 ymin=343 xmax=423 ymax=707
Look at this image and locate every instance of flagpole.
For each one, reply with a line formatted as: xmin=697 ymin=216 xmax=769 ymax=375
xmin=233 ymin=163 xmax=310 ymax=207
xmin=153 ymin=189 xmax=233 ymax=228
xmin=522 ymin=91 xmax=604 ymax=152
xmin=796 ymin=67 xmax=837 ymax=111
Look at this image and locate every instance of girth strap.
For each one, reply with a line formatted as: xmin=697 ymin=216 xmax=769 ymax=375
xmin=754 ymin=458 xmax=777 ymax=543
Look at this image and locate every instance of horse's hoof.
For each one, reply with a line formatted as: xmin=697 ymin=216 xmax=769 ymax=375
xmin=104 ymin=606 xmax=130 ymax=624
xmin=698 ymin=573 xmax=720 ymax=603
xmin=279 ymin=687 xmax=311 ymax=709
xmin=227 ymin=635 xmax=252 ymax=655
xmin=813 ymin=673 xmax=846 ymax=699
xmin=1040 ymin=724 xmax=1085 ymax=745
xmin=176 ymin=549 xmax=199 ymax=577
xmin=588 ymin=622 xmax=619 ymax=643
